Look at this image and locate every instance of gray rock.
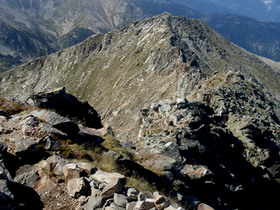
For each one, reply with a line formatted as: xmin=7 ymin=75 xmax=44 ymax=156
xmin=0 ymin=166 xmax=13 ymax=199
xmin=91 ymin=188 xmax=101 ymax=197
xmin=31 ymin=110 xmax=80 ymax=136
xmin=63 ymin=163 xmax=81 ymax=181
xmin=14 ymin=139 xmax=37 ymax=159
xmin=37 ymin=155 xmax=70 ymax=176
xmin=114 ymin=193 xmax=128 ymax=208
xmin=78 ymin=126 xmax=105 ymax=145
xmin=14 ymin=165 xmax=39 ymax=188
xmin=31 ymin=87 xmax=102 ymax=129
xmin=126 ymin=202 xmax=137 ymax=210
xmin=153 ymin=191 xmax=170 ymax=210
xmin=78 ymin=162 xmax=97 ymax=175
xmin=127 ymin=188 xmax=138 ymax=201
xmin=40 ymin=123 xmax=68 ymax=139
xmin=184 ymin=166 xmax=214 ymax=180
xmin=67 ymin=177 xmax=91 ymax=198
xmin=100 ymin=178 xmax=125 ymax=199
xmin=133 ymin=199 xmax=155 ymax=210
xmin=36 ymin=135 xmax=61 ymax=151
xmin=106 ymin=202 xmax=125 ymax=210
xmin=90 ymin=169 xmax=125 ymax=185
xmin=82 ymin=196 xmax=104 ymax=210
xmin=138 ymin=191 xmax=153 ymax=201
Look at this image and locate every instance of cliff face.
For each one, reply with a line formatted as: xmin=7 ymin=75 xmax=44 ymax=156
xmin=1 ymin=13 xmax=280 ymax=139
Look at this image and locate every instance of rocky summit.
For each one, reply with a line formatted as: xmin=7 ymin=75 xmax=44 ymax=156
xmin=0 ymin=12 xmax=280 ymax=210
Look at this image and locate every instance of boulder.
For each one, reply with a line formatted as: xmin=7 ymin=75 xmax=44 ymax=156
xmin=100 ymin=178 xmax=125 ymax=199
xmin=31 ymin=87 xmax=102 ymax=129
xmin=126 ymin=202 xmax=137 ymax=210
xmin=78 ymin=126 xmax=105 ymax=145
xmin=36 ymin=135 xmax=61 ymax=151
xmin=63 ymin=163 xmax=81 ymax=181
xmin=133 ymin=200 xmax=155 ymax=210
xmin=82 ymin=196 xmax=104 ymax=210
xmin=138 ymin=191 xmax=153 ymax=201
xmin=153 ymin=192 xmax=170 ymax=210
xmin=127 ymin=188 xmax=138 ymax=201
xmin=14 ymin=139 xmax=38 ymax=159
xmin=90 ymin=169 xmax=126 ymax=185
xmin=78 ymin=162 xmax=97 ymax=175
xmin=31 ymin=110 xmax=79 ymax=136
xmin=197 ymin=203 xmax=215 ymax=210
xmin=67 ymin=177 xmax=91 ymax=198
xmin=183 ymin=166 xmax=214 ymax=180
xmin=114 ymin=193 xmax=128 ymax=208
xmin=37 ymin=155 xmax=70 ymax=176
xmin=106 ymin=202 xmax=125 ymax=210
xmin=14 ymin=165 xmax=39 ymax=188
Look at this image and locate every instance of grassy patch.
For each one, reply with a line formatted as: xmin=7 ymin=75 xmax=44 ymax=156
xmin=101 ymin=135 xmax=133 ymax=159
xmin=126 ymin=175 xmax=155 ymax=192
xmin=0 ymin=97 xmax=33 ymax=115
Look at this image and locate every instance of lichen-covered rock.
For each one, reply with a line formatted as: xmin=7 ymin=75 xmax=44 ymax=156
xmin=36 ymin=135 xmax=61 ymax=151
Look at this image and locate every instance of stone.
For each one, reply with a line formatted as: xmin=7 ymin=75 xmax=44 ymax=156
xmin=161 ymin=142 xmax=181 ymax=160
xmin=114 ymin=193 xmax=128 ymax=208
xmin=153 ymin=191 xmax=170 ymax=210
xmin=37 ymin=155 xmax=70 ymax=176
xmin=127 ymin=188 xmax=138 ymax=201
xmin=100 ymin=178 xmax=125 ymax=199
xmin=126 ymin=202 xmax=137 ymax=210
xmin=197 ymin=203 xmax=215 ymax=210
xmin=133 ymin=200 xmax=155 ymax=210
xmin=63 ymin=163 xmax=81 ymax=181
xmin=82 ymin=196 xmax=104 ymax=210
xmin=67 ymin=177 xmax=91 ymax=198
xmin=35 ymin=175 xmax=58 ymax=195
xmin=184 ymin=166 xmax=214 ymax=180
xmin=31 ymin=110 xmax=80 ymax=136
xmin=14 ymin=165 xmax=39 ymax=188
xmin=78 ymin=126 xmax=105 ymax=145
xmin=78 ymin=162 xmax=97 ymax=175
xmin=31 ymin=87 xmax=102 ymax=129
xmin=106 ymin=202 xmax=125 ymax=210
xmin=36 ymin=135 xmax=61 ymax=151
xmin=0 ymin=166 xmax=13 ymax=199
xmin=90 ymin=169 xmax=125 ymax=185
xmin=91 ymin=188 xmax=101 ymax=197
xmin=138 ymin=191 xmax=153 ymax=201
xmin=14 ymin=139 xmax=38 ymax=159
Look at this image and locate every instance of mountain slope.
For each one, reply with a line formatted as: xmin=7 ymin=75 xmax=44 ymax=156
xmin=1 ymin=13 xmax=280 ymax=139
xmin=0 ymin=0 xmax=201 ymax=72
xmin=202 ymin=13 xmax=280 ymax=62
xmin=172 ymin=0 xmax=280 ymax=22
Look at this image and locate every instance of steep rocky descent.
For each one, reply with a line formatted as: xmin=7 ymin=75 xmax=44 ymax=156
xmin=137 ymin=71 xmax=280 ymax=209
xmin=1 ymin=12 xmax=280 ymax=141
xmin=0 ymin=96 xmax=206 ymax=210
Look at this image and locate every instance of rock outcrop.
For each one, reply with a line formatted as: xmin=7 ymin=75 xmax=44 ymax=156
xmin=136 ymin=71 xmax=280 ymax=209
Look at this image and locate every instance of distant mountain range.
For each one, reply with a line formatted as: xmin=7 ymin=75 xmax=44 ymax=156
xmin=1 ymin=0 xmax=280 ymax=72
xmin=172 ymin=0 xmax=280 ymax=22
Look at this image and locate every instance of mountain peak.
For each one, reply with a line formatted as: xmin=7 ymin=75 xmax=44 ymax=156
xmin=1 ymin=12 xmax=280 ymax=139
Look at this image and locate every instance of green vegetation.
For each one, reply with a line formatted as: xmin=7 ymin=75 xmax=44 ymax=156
xmin=126 ymin=175 xmax=155 ymax=192
xmin=0 ymin=97 xmax=32 ymax=115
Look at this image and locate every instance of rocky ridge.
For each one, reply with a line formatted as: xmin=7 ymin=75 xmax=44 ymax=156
xmin=0 ymin=89 xmax=213 ymax=210
xmin=1 ymin=13 xmax=280 ymax=141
